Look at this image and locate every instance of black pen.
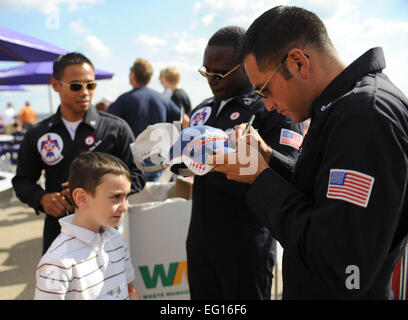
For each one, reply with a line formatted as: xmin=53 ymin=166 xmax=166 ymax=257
xmin=242 ymin=114 xmax=255 ymax=136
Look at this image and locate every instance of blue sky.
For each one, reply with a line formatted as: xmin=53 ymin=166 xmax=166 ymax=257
xmin=0 ymin=0 xmax=407 ymax=115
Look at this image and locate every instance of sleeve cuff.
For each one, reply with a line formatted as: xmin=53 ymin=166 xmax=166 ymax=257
xmin=32 ymin=189 xmax=47 ymax=213
xmin=247 ymin=168 xmax=277 ymax=226
xmin=269 ymin=150 xmax=296 ymax=181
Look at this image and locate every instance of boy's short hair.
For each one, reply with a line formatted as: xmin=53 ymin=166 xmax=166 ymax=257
xmin=69 ymin=152 xmax=131 ymax=207
xmin=53 ymin=52 xmax=94 ymax=80
xmin=160 ymin=66 xmax=180 ymax=85
xmin=130 ymin=58 xmax=153 ymax=85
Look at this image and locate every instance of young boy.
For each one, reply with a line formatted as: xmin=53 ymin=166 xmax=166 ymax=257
xmin=35 ymin=152 xmax=140 ymax=300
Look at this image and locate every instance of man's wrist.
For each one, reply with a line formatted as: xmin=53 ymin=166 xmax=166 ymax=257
xmin=260 ymin=145 xmax=273 ymax=164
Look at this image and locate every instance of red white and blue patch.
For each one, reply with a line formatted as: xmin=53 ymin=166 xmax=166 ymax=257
xmin=190 ymin=107 xmax=212 ymax=126
xmin=37 ymin=133 xmax=64 ymax=166
xmin=230 ymin=112 xmax=240 ymax=121
xmin=84 ymin=135 xmax=95 ymax=146
xmin=326 ymin=169 xmax=375 ymax=208
xmin=279 ymin=129 xmax=303 ymax=150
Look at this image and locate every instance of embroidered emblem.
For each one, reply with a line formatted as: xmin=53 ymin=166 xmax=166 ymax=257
xmin=230 ymin=112 xmax=240 ymax=121
xmin=242 ymin=98 xmax=254 ymax=106
xmin=320 ymin=102 xmax=332 ymax=112
xmin=89 ymin=139 xmax=102 ymax=151
xmin=84 ymin=136 xmax=95 ymax=146
xmin=37 ymin=133 xmax=64 ymax=166
xmin=106 ymin=283 xmax=126 ymax=299
xmin=279 ymin=129 xmax=303 ymax=150
xmin=190 ymin=107 xmax=212 ymax=126
xmin=327 ymin=169 xmax=375 ymax=208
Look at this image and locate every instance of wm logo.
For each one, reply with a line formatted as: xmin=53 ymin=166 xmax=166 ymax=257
xmin=139 ymin=261 xmax=188 ymax=289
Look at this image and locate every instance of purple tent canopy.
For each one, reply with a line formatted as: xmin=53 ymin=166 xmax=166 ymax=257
xmin=0 ymin=61 xmax=114 ymax=85
xmin=0 ymin=26 xmax=67 ymax=62
xmin=0 ymin=85 xmax=25 ymax=91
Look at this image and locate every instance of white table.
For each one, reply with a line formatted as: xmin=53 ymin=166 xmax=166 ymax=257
xmin=0 ymin=135 xmax=14 ymax=142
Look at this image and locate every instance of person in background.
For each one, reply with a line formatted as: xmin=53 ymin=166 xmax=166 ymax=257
xmin=12 ymin=52 xmax=145 ymax=254
xmin=1 ymin=102 xmax=16 ymax=135
xmin=159 ymin=66 xmax=191 ymax=128
xmin=95 ymin=96 xmax=113 ymax=112
xmin=108 ymin=58 xmax=180 ymax=181
xmin=95 ymin=102 xmax=108 ymax=112
xmin=18 ymin=101 xmax=37 ymax=130
xmin=35 ymin=152 xmax=140 ymax=300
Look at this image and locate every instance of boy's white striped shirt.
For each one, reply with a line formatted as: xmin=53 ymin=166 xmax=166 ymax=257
xmin=35 ymin=215 xmax=135 ymax=300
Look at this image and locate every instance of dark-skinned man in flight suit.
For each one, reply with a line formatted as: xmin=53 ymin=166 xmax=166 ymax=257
xmin=186 ymin=26 xmax=303 ymax=299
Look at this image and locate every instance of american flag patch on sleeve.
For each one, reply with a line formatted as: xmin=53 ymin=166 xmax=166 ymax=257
xmin=326 ymin=169 xmax=375 ymax=208
xmin=279 ymin=129 xmax=303 ymax=150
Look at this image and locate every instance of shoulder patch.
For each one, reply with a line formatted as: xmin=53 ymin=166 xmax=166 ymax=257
xmin=326 ymin=169 xmax=374 ymax=208
xmin=190 ymin=107 xmax=212 ymax=126
xmin=37 ymin=133 xmax=64 ymax=166
xmin=279 ymin=129 xmax=303 ymax=150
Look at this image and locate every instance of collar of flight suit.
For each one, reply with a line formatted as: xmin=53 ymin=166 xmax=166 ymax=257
xmin=211 ymin=85 xmax=260 ymax=110
xmin=311 ymin=47 xmax=386 ymax=120
xmin=47 ymin=104 xmax=101 ymax=130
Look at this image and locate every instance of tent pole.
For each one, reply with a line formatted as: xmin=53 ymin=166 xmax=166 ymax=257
xmin=48 ymin=84 xmax=53 ymax=115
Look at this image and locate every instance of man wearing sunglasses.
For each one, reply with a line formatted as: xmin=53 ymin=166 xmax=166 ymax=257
xmin=210 ymin=6 xmax=408 ymax=300
xmin=12 ymin=52 xmax=145 ymax=254
xmin=186 ymin=26 xmax=303 ymax=299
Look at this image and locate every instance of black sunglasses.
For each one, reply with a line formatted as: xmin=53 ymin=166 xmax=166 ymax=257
xmin=59 ymin=80 xmax=98 ymax=92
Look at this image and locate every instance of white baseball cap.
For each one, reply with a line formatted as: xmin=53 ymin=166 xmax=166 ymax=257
xmin=131 ymin=123 xmax=179 ymax=172
xmin=167 ymin=125 xmax=235 ymax=176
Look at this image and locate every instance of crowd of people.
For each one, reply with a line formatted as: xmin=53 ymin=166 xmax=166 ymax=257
xmin=0 ymin=101 xmax=37 ymax=135
xmin=1 ymin=5 xmax=408 ymax=300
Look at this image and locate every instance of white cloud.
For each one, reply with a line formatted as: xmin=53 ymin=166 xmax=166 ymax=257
xmin=360 ymin=18 xmax=408 ymax=38
xmin=0 ymin=0 xmax=103 ymax=14
xmin=193 ymin=1 xmax=202 ymax=12
xmin=171 ymin=32 xmax=208 ymax=57
xmin=201 ymin=13 xmax=216 ymax=26
xmin=135 ymin=33 xmax=168 ymax=48
xmin=69 ymin=20 xmax=89 ymax=35
xmin=80 ymin=35 xmax=111 ymax=60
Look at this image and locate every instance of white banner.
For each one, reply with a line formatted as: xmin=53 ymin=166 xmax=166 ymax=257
xmin=119 ymin=183 xmax=192 ymax=300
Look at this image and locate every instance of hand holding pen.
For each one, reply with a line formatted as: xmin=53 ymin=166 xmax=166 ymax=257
xmin=242 ymin=114 xmax=256 ymax=136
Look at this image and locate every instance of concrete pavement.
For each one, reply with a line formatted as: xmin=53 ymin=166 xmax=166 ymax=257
xmin=0 ymin=197 xmax=43 ymax=300
xmin=0 ymin=196 xmax=282 ymax=300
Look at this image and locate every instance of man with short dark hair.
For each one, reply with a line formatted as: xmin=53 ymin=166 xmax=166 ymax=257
xmin=108 ymin=58 xmax=180 ymax=181
xmin=211 ymin=6 xmax=408 ymax=299
xmin=187 ymin=26 xmax=303 ymax=299
xmin=12 ymin=52 xmax=145 ymax=254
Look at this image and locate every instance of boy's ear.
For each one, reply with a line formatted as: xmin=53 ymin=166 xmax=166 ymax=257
xmin=72 ymin=188 xmax=89 ymax=209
